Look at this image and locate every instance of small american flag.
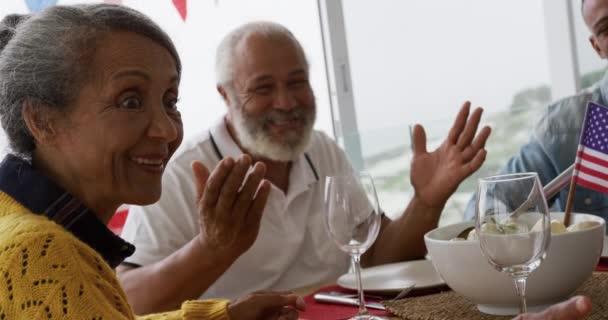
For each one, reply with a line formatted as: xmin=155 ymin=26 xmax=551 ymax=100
xmin=573 ymin=102 xmax=608 ymax=192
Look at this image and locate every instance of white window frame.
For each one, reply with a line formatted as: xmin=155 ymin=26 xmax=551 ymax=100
xmin=543 ymin=0 xmax=581 ymax=98
xmin=319 ymin=0 xmax=582 ymax=165
xmin=317 ymin=0 xmax=364 ymax=171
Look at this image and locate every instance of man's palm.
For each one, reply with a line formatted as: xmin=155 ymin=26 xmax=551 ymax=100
xmin=410 ymin=102 xmax=491 ymax=208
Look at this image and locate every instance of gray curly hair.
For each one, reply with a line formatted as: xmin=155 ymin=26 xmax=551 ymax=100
xmin=0 ymin=4 xmax=181 ymax=157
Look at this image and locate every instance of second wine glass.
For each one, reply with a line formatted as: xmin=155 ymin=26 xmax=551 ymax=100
xmin=476 ymin=172 xmax=551 ymax=314
xmin=324 ymin=171 xmax=383 ymax=320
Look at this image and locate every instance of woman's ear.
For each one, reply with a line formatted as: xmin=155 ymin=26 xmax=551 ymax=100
xmin=22 ymin=101 xmax=57 ymax=145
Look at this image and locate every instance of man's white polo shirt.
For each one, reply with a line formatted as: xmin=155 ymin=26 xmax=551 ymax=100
xmin=121 ymin=117 xmax=351 ymax=300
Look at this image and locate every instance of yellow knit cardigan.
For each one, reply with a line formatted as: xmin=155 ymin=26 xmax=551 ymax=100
xmin=0 ymin=192 xmax=229 ymax=320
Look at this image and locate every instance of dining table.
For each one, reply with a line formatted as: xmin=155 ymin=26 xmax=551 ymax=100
xmin=293 ymin=258 xmax=608 ymax=320
xmin=294 ymin=280 xmax=401 ymax=320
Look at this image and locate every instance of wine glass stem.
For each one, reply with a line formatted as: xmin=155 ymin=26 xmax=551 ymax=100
xmin=514 ymin=276 xmax=527 ymax=314
xmin=352 ymin=254 xmax=369 ymax=316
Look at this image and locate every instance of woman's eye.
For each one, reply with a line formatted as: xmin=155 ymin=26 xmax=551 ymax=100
xmin=119 ymin=96 xmax=142 ymax=110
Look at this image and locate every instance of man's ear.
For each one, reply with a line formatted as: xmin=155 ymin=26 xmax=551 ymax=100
xmin=22 ymin=101 xmax=57 ymax=145
xmin=590 ymin=36 xmax=606 ymax=59
xmin=217 ymin=85 xmax=231 ymax=106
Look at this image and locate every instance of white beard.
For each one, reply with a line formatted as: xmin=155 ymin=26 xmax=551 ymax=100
xmin=231 ymin=105 xmax=316 ymax=162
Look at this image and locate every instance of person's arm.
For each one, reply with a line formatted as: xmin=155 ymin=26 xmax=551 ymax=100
xmin=117 ymin=235 xmax=240 ymax=315
xmin=462 ymin=133 xmax=561 ymax=220
xmin=512 ymin=296 xmax=591 ymax=320
xmin=364 ymin=101 xmax=491 ymax=266
xmin=136 ymin=293 xmax=305 ymax=320
xmin=3 ymin=227 xmax=233 ymax=320
xmin=36 ymin=231 xmax=302 ymax=320
xmin=118 ymin=155 xmax=271 ymax=314
xmin=365 ymin=197 xmax=443 ymax=265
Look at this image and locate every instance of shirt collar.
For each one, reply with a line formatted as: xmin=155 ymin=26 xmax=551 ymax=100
xmin=209 ymin=116 xmax=318 ymax=192
xmin=209 ymin=116 xmax=249 ymax=160
xmin=0 ymin=154 xmax=134 ymax=268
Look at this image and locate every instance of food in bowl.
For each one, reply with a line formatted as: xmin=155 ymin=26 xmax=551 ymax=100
xmin=425 ymin=212 xmax=605 ymax=316
xmin=455 ymin=219 xmax=601 ymax=241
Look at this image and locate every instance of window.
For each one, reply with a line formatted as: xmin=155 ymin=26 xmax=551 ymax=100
xmin=340 ymin=0 xmax=552 ymax=224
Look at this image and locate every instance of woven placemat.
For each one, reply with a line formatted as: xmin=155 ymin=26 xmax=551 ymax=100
xmin=383 ymin=272 xmax=608 ymax=320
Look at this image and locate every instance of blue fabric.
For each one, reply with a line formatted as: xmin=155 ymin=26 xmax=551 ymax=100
xmin=464 ymin=73 xmax=608 ymax=223
xmin=0 ymin=154 xmax=134 ymax=267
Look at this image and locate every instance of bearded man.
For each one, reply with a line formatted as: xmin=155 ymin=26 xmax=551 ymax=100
xmin=117 ymin=21 xmax=491 ymax=314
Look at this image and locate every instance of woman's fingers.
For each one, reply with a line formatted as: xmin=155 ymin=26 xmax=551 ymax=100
xmin=214 ymin=155 xmax=252 ymax=216
xmin=277 ymin=308 xmax=299 ymax=320
xmin=201 ymin=157 xmax=235 ymax=211
xmin=246 ymin=179 xmax=271 ymax=228
xmin=191 ymin=160 xmax=210 ymax=201
xmin=232 ymin=162 xmax=266 ymax=218
xmin=228 ymin=292 xmax=305 ymax=320
xmin=250 ymin=292 xmax=306 ymax=311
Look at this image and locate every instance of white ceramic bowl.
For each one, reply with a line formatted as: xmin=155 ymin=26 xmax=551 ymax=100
xmin=425 ymin=212 xmax=605 ymax=315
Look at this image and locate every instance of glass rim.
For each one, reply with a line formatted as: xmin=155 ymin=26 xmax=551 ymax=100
xmin=478 ymin=172 xmax=539 ymax=183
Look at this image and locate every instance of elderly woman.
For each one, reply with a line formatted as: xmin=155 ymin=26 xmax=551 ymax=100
xmin=0 ymin=4 xmax=303 ymax=319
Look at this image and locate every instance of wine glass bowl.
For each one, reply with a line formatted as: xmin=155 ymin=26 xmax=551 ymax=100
xmin=324 ymin=172 xmax=383 ymax=320
xmin=478 ymin=211 xmax=547 ymax=275
xmin=476 ymin=172 xmax=551 ymax=314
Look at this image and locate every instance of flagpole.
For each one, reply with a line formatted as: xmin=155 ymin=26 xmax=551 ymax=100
xmin=564 ymin=147 xmax=584 ymax=227
xmin=563 ymin=175 xmax=576 ymax=227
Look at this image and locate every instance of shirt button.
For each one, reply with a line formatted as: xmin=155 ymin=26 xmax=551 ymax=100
xmin=584 ymin=198 xmax=592 ymax=206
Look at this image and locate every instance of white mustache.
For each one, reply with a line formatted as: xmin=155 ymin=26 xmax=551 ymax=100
xmin=263 ymin=108 xmax=307 ymax=125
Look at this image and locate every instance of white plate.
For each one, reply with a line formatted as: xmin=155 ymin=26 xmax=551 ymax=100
xmin=337 ymin=259 xmax=445 ymax=293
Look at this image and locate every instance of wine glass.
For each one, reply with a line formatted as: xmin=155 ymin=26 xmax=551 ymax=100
xmin=324 ymin=171 xmax=383 ymax=320
xmin=476 ymin=172 xmax=551 ymax=314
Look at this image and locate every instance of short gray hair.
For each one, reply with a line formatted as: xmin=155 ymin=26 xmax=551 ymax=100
xmin=0 ymin=4 xmax=181 ymax=157
xmin=215 ymin=21 xmax=308 ymax=87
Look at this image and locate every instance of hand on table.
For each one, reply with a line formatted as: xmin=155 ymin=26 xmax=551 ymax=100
xmin=513 ymin=296 xmax=591 ymax=320
xmin=228 ymin=291 xmax=306 ymax=320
